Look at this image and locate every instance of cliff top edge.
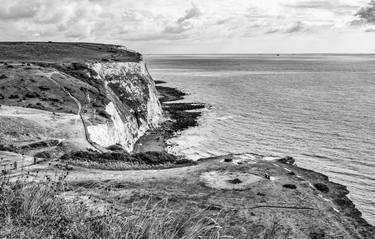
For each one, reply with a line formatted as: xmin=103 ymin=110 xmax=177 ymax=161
xmin=0 ymin=42 xmax=141 ymax=63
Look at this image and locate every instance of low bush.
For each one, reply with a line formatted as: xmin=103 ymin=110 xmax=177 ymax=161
xmin=38 ymin=86 xmax=50 ymax=91
xmin=8 ymin=94 xmax=19 ymax=99
xmin=106 ymin=144 xmax=125 ymax=151
xmin=282 ymin=184 xmax=297 ymax=189
xmin=98 ymin=110 xmax=111 ymax=119
xmin=60 ymin=151 xmax=195 ymax=170
xmin=314 ymin=183 xmax=329 ymax=193
xmin=25 ymin=92 xmax=40 ymax=98
xmin=34 ymin=151 xmax=52 ymax=159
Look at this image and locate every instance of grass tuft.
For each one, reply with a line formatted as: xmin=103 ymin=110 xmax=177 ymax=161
xmin=0 ymin=176 xmax=226 ymax=238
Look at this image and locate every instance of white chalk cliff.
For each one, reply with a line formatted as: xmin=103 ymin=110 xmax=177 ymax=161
xmin=85 ymin=61 xmax=163 ymax=152
xmin=0 ymin=43 xmax=163 ymax=154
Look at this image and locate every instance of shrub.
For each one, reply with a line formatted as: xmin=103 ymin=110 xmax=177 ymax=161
xmin=282 ymin=184 xmax=297 ymax=189
xmin=133 ymin=151 xmax=177 ymax=165
xmin=59 ymin=151 xmax=195 ymax=170
xmin=38 ymin=86 xmax=50 ymax=91
xmin=34 ymin=151 xmax=52 ymax=159
xmin=98 ymin=110 xmax=111 ymax=119
xmin=314 ymin=183 xmax=329 ymax=193
xmin=106 ymin=144 xmax=125 ymax=151
xmin=8 ymin=94 xmax=19 ymax=99
xmin=25 ymin=92 xmax=40 ymax=98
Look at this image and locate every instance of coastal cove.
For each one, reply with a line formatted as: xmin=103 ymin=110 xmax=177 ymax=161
xmin=145 ymin=54 xmax=375 ymax=226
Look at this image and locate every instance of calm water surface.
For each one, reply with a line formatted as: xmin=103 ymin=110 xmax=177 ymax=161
xmin=145 ymin=54 xmax=375 ymax=225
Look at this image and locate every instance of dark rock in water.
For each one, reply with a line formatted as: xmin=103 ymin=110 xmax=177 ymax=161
xmin=224 ymin=158 xmax=233 ymax=163
xmin=314 ymin=183 xmax=329 ymax=193
xmin=283 ymin=184 xmax=297 ymax=189
xmin=278 ymin=156 xmax=295 ymax=165
xmin=228 ymin=178 xmax=242 ymax=184
xmin=287 ymin=171 xmax=296 ymax=176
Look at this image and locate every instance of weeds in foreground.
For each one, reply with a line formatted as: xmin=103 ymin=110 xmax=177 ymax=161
xmin=0 ymin=175 xmax=226 ymax=239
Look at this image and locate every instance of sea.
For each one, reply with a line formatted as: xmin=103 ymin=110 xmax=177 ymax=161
xmin=145 ymin=54 xmax=375 ymax=225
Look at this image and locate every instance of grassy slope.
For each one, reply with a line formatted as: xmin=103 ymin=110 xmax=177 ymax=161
xmin=0 ymin=42 xmax=141 ymax=63
xmin=0 ymin=42 xmax=142 ymax=153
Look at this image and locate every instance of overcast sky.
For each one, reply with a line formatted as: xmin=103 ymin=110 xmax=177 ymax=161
xmin=1 ymin=0 xmax=375 ymax=53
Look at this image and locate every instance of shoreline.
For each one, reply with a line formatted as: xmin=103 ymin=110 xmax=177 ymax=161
xmin=133 ymin=80 xmax=375 ymax=232
xmin=133 ymin=81 xmax=204 ymax=154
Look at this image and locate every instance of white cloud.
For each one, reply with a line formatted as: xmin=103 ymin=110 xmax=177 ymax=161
xmin=0 ymin=0 xmax=373 ymax=53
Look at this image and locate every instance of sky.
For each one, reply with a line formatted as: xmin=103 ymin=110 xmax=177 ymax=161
xmin=0 ymin=0 xmax=375 ymax=53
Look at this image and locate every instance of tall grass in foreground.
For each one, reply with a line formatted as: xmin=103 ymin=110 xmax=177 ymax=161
xmin=0 ymin=175 xmax=226 ymax=239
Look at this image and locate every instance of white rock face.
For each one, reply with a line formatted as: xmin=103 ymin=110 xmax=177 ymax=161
xmin=86 ymin=61 xmax=163 ymax=152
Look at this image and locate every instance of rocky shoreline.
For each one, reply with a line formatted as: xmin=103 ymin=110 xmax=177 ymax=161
xmin=134 ymin=79 xmax=375 ymax=237
xmin=133 ymin=81 xmax=204 ymax=154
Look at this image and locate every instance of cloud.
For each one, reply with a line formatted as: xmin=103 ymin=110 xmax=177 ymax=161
xmin=282 ymin=0 xmax=360 ymax=17
xmin=177 ymin=3 xmax=202 ymax=24
xmin=0 ymin=0 xmax=372 ymax=52
xmin=265 ymin=21 xmax=307 ymax=34
xmin=164 ymin=22 xmax=193 ymax=34
xmin=283 ymin=0 xmax=347 ymax=10
xmin=163 ymin=3 xmax=202 ymax=35
xmin=285 ymin=21 xmax=306 ymax=33
xmin=355 ymin=0 xmax=375 ymax=24
xmin=0 ymin=0 xmax=39 ymax=20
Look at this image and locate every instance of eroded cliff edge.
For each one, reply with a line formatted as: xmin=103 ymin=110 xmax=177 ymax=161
xmin=0 ymin=42 xmax=162 ymax=154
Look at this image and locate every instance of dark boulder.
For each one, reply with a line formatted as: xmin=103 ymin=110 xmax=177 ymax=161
xmin=277 ymin=156 xmax=295 ymax=165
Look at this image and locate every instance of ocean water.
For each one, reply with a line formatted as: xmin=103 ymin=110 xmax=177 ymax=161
xmin=145 ymin=54 xmax=375 ymax=225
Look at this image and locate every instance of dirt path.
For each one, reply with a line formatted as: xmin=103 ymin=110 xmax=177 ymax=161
xmin=40 ymin=71 xmax=103 ymax=152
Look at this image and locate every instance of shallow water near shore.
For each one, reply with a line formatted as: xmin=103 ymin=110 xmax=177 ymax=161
xmin=145 ymin=54 xmax=375 ymax=225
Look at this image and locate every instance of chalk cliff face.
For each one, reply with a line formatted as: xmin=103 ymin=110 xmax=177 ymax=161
xmin=85 ymin=61 xmax=163 ymax=151
xmin=0 ymin=42 xmax=163 ymax=154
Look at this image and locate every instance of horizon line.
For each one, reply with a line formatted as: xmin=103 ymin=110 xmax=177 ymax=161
xmin=144 ymin=53 xmax=375 ymax=55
